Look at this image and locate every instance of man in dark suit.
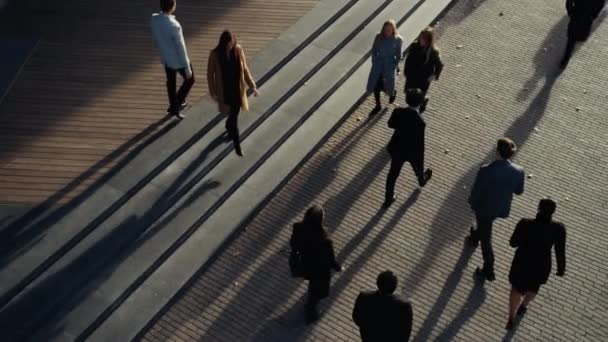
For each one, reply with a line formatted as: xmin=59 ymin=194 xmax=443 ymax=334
xmin=468 ymin=138 xmax=525 ymax=281
xmin=384 ymin=88 xmax=432 ymax=208
xmin=353 ymin=271 xmax=413 ymax=342
xmin=561 ymin=0 xmax=605 ymax=68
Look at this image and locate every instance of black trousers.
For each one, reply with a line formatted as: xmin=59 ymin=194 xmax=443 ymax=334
xmin=373 ymin=77 xmax=384 ymax=105
xmin=470 ymin=215 xmax=496 ymax=273
xmin=405 ymin=79 xmax=430 ymax=95
xmin=225 ymin=105 xmax=242 ymax=146
xmin=564 ymin=15 xmax=595 ymax=62
xmin=165 ymin=64 xmax=195 ymax=113
xmin=385 ymin=157 xmax=425 ymax=201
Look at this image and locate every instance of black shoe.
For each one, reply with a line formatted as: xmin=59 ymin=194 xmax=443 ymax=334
xmin=305 ymin=309 xmax=320 ymax=324
xmin=517 ymin=304 xmax=527 ymax=316
xmin=370 ymin=104 xmax=382 ymax=116
xmin=234 ymin=143 xmax=243 ymax=157
xmin=467 ymin=226 xmax=479 ymax=248
xmin=420 ymin=97 xmax=429 ymax=113
xmin=506 ymin=319 xmax=514 ymax=330
xmin=475 ymin=267 xmax=495 ymax=281
xmin=559 ymin=55 xmax=571 ymax=69
xmin=383 ymin=196 xmax=396 ymax=209
xmin=173 ymin=112 xmax=185 ymax=119
xmin=167 ymin=101 xmax=188 ymax=113
xmin=389 ymin=92 xmax=396 ymax=104
xmin=419 ymin=168 xmax=432 ymax=187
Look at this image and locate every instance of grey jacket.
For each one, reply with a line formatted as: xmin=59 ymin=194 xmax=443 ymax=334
xmin=150 ymin=13 xmax=191 ymax=74
xmin=468 ymin=159 xmax=525 ymax=219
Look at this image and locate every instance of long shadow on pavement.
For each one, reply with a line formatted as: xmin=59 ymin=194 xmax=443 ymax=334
xmin=0 ymin=0 xmax=247 ymax=267
xmin=0 ymin=133 xmax=230 ymax=339
xmin=400 ymin=21 xmax=565 ymax=298
xmin=140 ymin=107 xmax=391 ymax=341
xmin=517 ymin=13 xmax=605 ymax=102
xmin=432 ymin=276 xmax=487 ymax=341
xmin=412 ymin=243 xmax=475 ymax=342
xmin=0 ymin=116 xmax=180 ymax=263
xmin=249 ymin=190 xmax=421 ymax=342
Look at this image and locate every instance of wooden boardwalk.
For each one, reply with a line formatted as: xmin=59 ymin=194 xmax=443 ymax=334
xmin=0 ymin=0 xmax=318 ymax=205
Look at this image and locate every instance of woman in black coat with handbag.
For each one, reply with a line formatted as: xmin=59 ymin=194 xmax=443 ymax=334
xmin=506 ymin=199 xmax=566 ymax=330
xmin=290 ymin=205 xmax=342 ymax=323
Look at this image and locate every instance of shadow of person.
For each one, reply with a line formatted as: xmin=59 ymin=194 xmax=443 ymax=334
xmin=142 ymin=107 xmax=388 ymax=341
xmin=411 ymin=243 xmax=475 ymax=342
xmin=517 ymin=12 xmax=606 ymax=101
xmin=432 ymin=275 xmax=487 ymax=341
xmin=246 ymin=190 xmax=421 ymax=342
xmin=559 ymin=10 xmax=607 ymax=69
xmin=517 ymin=16 xmax=569 ymax=101
xmin=0 ymin=179 xmax=222 ymax=341
xmin=400 ymin=32 xmax=563 ymax=298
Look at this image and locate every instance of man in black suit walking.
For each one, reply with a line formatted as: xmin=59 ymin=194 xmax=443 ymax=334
xmin=561 ymin=0 xmax=605 ymax=68
xmin=384 ymin=88 xmax=432 ymax=208
xmin=353 ymin=271 xmax=413 ymax=342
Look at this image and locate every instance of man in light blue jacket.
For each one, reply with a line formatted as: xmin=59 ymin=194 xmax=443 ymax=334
xmin=151 ymin=0 xmax=194 ymax=119
xmin=468 ymin=138 xmax=525 ymax=281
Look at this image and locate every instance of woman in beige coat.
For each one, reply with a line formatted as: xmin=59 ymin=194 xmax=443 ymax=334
xmin=207 ymin=30 xmax=258 ymax=156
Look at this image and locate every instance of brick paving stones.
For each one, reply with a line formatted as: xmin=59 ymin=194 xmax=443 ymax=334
xmin=143 ymin=0 xmax=608 ymax=340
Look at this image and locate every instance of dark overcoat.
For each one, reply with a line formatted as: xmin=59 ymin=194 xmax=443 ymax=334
xmin=387 ymin=107 xmax=425 ymax=164
xmin=353 ymin=290 xmax=413 ymax=342
xmin=366 ymin=34 xmax=403 ymax=95
xmin=403 ymin=41 xmax=443 ymax=91
xmin=290 ymin=222 xmax=340 ymax=299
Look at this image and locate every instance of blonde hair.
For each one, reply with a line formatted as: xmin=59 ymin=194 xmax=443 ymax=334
xmin=380 ymin=19 xmax=399 ymax=38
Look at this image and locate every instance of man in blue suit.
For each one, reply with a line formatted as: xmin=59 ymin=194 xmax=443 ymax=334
xmin=468 ymin=138 xmax=525 ymax=281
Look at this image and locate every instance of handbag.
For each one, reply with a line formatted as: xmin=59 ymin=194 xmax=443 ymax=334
xmin=289 ymin=250 xmax=307 ymax=278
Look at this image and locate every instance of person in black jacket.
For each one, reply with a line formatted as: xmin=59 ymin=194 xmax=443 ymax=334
xmin=290 ymin=205 xmax=342 ymax=323
xmin=403 ymin=27 xmax=443 ymax=112
xmin=384 ymin=88 xmax=432 ymax=208
xmin=561 ymin=0 xmax=606 ymax=68
xmin=506 ymin=199 xmax=566 ymax=330
xmin=353 ymin=271 xmax=413 ymax=342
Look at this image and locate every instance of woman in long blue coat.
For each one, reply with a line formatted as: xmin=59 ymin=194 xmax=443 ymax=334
xmin=367 ymin=20 xmax=403 ymax=114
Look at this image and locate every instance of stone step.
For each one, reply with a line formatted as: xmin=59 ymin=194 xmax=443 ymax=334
xmin=0 ymin=0 xmax=418 ymax=340
xmin=87 ymin=0 xmax=455 ymax=340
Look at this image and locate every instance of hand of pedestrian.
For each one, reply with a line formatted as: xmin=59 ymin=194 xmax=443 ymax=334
xmin=185 ymin=69 xmax=193 ymax=80
xmin=252 ymin=89 xmax=259 ymax=97
xmin=337 ymin=265 xmax=344 ymax=272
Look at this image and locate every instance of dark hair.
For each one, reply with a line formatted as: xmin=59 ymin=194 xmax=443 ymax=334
xmin=405 ymin=88 xmax=424 ymax=108
xmin=160 ymin=0 xmax=176 ymax=12
xmin=377 ymin=271 xmax=398 ymax=294
xmin=302 ymin=205 xmax=327 ymax=240
xmin=215 ymin=30 xmax=241 ymax=67
xmin=497 ymin=137 xmax=517 ymax=159
xmin=537 ymin=199 xmax=557 ymax=219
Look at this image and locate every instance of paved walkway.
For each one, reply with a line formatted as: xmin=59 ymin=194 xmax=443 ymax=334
xmin=0 ymin=0 xmax=318 ymax=206
xmin=143 ymin=0 xmax=608 ymax=341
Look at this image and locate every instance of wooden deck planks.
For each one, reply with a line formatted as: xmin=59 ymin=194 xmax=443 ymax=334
xmin=0 ymin=0 xmax=319 ymax=205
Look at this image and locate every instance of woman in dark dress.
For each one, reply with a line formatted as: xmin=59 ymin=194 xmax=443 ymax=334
xmin=207 ymin=30 xmax=258 ymax=156
xmin=506 ymin=199 xmax=566 ymax=330
xmin=403 ymin=27 xmax=443 ymax=113
xmin=290 ymin=205 xmax=342 ymax=323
